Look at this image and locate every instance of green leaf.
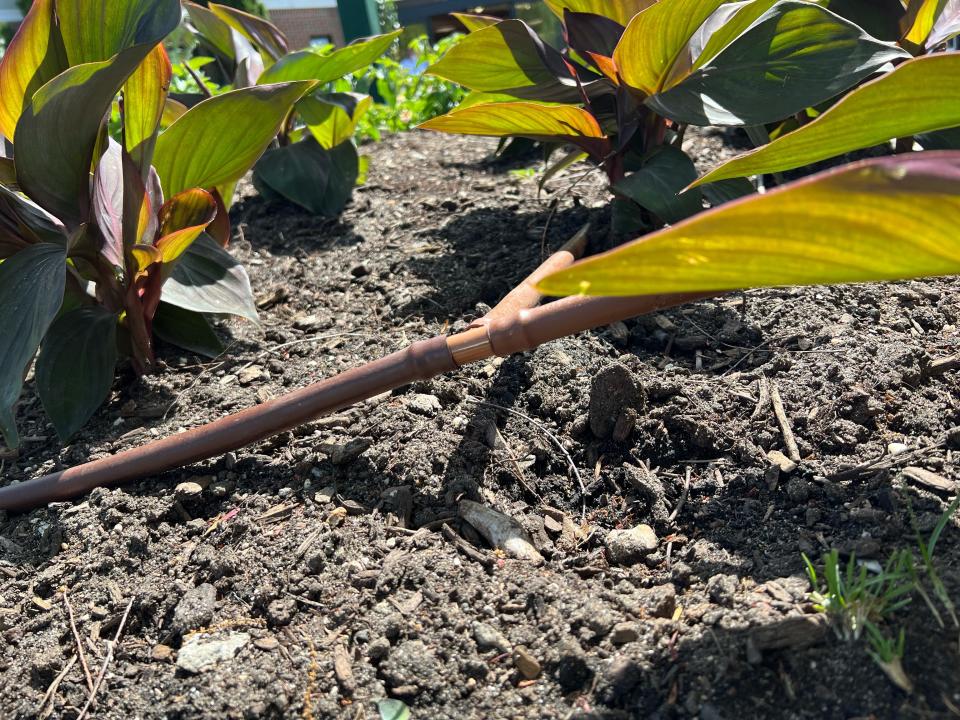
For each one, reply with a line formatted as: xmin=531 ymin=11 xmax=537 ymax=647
xmin=161 ymin=234 xmax=258 ymax=323
xmin=544 ymin=0 xmax=656 ymax=26
xmin=613 ymin=0 xmax=727 ymax=96
xmin=419 ymin=102 xmax=609 ymax=157
xmin=0 ymin=243 xmax=66 ymax=448
xmin=537 ymin=153 xmax=960 ymax=296
xmin=426 ymin=20 xmax=586 ymax=103
xmin=377 ymin=699 xmax=410 ymax=720
xmin=124 ymin=43 xmax=172 ymax=174
xmin=35 ymin=306 xmax=118 ymax=442
xmin=152 ymin=82 xmax=314 ymax=197
xmin=0 ymin=184 xmax=65 ymax=259
xmin=152 ymin=302 xmax=224 ymax=358
xmin=299 ymin=93 xmax=372 ymax=150
xmin=818 ymin=0 xmax=905 ymax=42
xmin=694 ymin=54 xmax=960 ymax=186
xmin=451 ymin=12 xmax=502 ymax=32
xmin=184 ymin=1 xmax=238 ymax=62
xmin=917 ymin=126 xmax=960 ymax=151
xmin=614 ymin=145 xmax=701 ymax=223
xmin=700 ymin=177 xmax=756 ymax=207
xmin=155 ymin=188 xmax=218 ymax=266
xmin=15 ymin=41 xmax=170 ymax=227
xmin=0 ymin=0 xmax=67 ymax=141
xmin=208 ymin=2 xmax=288 ymax=61
xmin=54 ymin=0 xmax=181 ymax=65
xmin=253 ymin=138 xmax=358 ymax=216
xmin=258 ymin=30 xmax=400 ymax=85
xmin=689 ymin=0 xmax=779 ymax=73
xmin=646 ymin=1 xmax=909 ymax=126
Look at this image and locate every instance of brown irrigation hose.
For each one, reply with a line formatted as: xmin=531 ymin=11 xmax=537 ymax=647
xmin=0 ymin=233 xmax=706 ymax=512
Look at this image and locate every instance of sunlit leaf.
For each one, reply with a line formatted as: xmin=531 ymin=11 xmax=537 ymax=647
xmin=452 ymin=12 xmax=502 ymax=32
xmin=184 ymin=1 xmax=237 ymax=60
xmin=162 ymin=234 xmax=258 ymax=322
xmin=253 ymin=138 xmax=358 ymax=216
xmin=419 ymin=102 xmax=609 ymax=157
xmin=153 ymin=82 xmax=314 ymax=197
xmin=155 ymin=188 xmax=217 ymax=265
xmin=926 ymin=0 xmax=960 ymax=47
xmin=15 ymin=45 xmax=164 ymax=227
xmin=124 ymin=43 xmax=172 ymax=174
xmin=161 ymin=98 xmax=189 ymax=127
xmin=299 ymin=93 xmax=372 ymax=150
xmin=258 ymin=30 xmax=400 ymax=85
xmin=646 ymin=1 xmax=908 ymax=126
xmin=55 ymin=0 xmax=181 ymax=65
xmin=695 ymin=54 xmax=960 ymax=186
xmin=613 ymin=0 xmax=726 ymax=96
xmin=0 ymin=243 xmax=66 ymax=448
xmin=688 ymin=0 xmax=778 ymax=74
xmin=35 ymin=306 xmax=118 ymax=441
xmin=901 ymin=0 xmax=946 ymax=48
xmin=426 ymin=21 xmax=587 ymax=103
xmin=208 ymin=2 xmax=288 ymax=61
xmin=0 ymin=0 xmax=66 ymax=141
xmin=544 ymin=0 xmax=656 ymax=27
xmin=538 ymin=153 xmax=960 ymax=297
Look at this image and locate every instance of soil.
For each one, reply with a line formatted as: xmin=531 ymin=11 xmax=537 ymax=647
xmin=2 ymin=130 xmax=960 ymax=720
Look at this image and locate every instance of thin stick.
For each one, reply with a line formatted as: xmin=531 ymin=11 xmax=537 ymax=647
xmin=769 ymin=381 xmax=800 ymax=462
xmin=467 ymin=396 xmax=586 ymax=522
xmin=63 ymin=590 xmax=95 ymax=698
xmin=668 ymin=466 xmax=692 ymax=524
xmin=750 ymin=375 xmax=770 ymax=420
xmin=38 ymin=655 xmax=77 ymax=720
xmin=76 ymin=597 xmax=134 ymax=720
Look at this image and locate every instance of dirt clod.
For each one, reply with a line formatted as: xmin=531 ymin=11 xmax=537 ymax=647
xmin=605 ymin=523 xmax=658 ymax=565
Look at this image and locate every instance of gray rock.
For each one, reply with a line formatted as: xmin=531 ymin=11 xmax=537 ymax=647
xmin=637 ymin=583 xmax=677 ymax=618
xmin=472 ymin=621 xmax=511 ymax=653
xmin=176 ymin=633 xmax=250 ymax=674
xmin=406 ymin=393 xmax=442 ymax=416
xmin=707 ymin=574 xmax=739 ymax=606
xmin=266 ymin=597 xmax=297 ymax=627
xmin=171 ymin=583 xmax=216 ymax=635
xmin=605 ymin=524 xmax=658 ymax=565
xmin=611 ymin=622 xmax=640 ymax=644
xmin=321 ymin=437 xmax=372 ymax=466
xmin=513 ymin=646 xmax=541 ymax=679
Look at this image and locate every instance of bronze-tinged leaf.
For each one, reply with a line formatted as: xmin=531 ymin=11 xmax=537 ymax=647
xmin=155 ymin=188 xmax=217 ymax=265
xmin=208 ymin=2 xmax=288 ymax=61
xmin=124 ymin=43 xmax=172 ymax=174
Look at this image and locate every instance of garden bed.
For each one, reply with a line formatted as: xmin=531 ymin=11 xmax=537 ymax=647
xmin=1 ymin=130 xmax=959 ymax=719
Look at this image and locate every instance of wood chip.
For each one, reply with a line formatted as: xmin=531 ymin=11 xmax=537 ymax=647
xmin=927 ymin=354 xmax=960 ymax=377
xmin=901 ymin=466 xmax=957 ymax=493
xmin=767 ymin=450 xmax=797 ymax=473
xmin=333 ymin=643 xmax=355 ymax=695
xmin=748 ymin=614 xmax=829 ymax=652
xmin=769 ymin=381 xmax=801 ymax=462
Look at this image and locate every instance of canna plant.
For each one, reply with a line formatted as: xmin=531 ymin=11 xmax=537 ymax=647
xmin=0 ymin=0 xmax=315 ymax=448
xmin=182 ymin=1 xmax=401 ymax=216
xmin=419 ymin=0 xmax=960 ymax=233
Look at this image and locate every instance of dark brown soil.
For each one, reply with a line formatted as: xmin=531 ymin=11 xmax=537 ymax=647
xmin=2 ymin=130 xmax=959 ymax=720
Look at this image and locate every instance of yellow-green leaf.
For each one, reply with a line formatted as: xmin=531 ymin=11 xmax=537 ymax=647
xmin=452 ymin=12 xmax=501 ymax=32
xmin=544 ymin=0 xmax=656 ymax=26
xmin=538 ymin=153 xmax=960 ymax=296
xmin=55 ymin=0 xmax=181 ymax=65
xmin=695 ymin=54 xmax=960 ymax=186
xmin=258 ymin=30 xmax=400 ymax=86
xmin=208 ymin=2 xmax=288 ymax=61
xmin=613 ymin=0 xmax=726 ymax=96
xmin=419 ymin=101 xmax=608 ymax=156
xmin=299 ymin=93 xmax=372 ymax=150
xmin=155 ymin=188 xmax=217 ymax=265
xmin=901 ymin=0 xmax=946 ymax=48
xmin=153 ymin=81 xmax=314 ymax=197
xmin=123 ymin=43 xmax=172 ymax=174
xmin=0 ymin=0 xmax=66 ymax=141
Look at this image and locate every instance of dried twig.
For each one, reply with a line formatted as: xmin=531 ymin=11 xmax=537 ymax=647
xmin=668 ymin=466 xmax=692 ymax=524
xmin=769 ymin=381 xmax=800 ymax=461
xmin=63 ymin=590 xmax=95 ymax=698
xmin=76 ymin=597 xmax=134 ymax=720
xmin=441 ymin=523 xmax=495 ymax=568
xmin=467 ymin=396 xmax=586 ymax=521
xmin=38 ymin=655 xmax=77 ymax=720
xmin=751 ymin=375 xmax=770 ymax=420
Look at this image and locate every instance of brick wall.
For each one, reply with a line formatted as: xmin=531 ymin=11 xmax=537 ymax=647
xmin=269 ymin=7 xmax=345 ymax=49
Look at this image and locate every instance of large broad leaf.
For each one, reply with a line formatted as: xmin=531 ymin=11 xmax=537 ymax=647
xmin=185 ymin=1 xmax=237 ymax=60
xmin=299 ymin=93 xmax=372 ymax=150
xmin=152 ymin=82 xmax=314 ymax=197
xmin=0 ymin=243 xmax=66 ymax=448
xmin=253 ymin=138 xmax=358 ymax=217
xmin=695 ymin=54 xmax=960 ymax=186
xmin=208 ymin=2 xmax=288 ymax=61
xmin=123 ymin=43 xmax=172 ymax=174
xmin=426 ymin=21 xmax=588 ymax=103
xmin=35 ymin=306 xmax=118 ymax=442
xmin=0 ymin=0 xmax=67 ymax=141
xmin=0 ymin=185 xmax=65 ymax=259
xmin=161 ymin=234 xmax=258 ymax=323
xmin=537 ymin=153 xmax=960 ymax=296
xmin=419 ymin=102 xmax=609 ymax=157
xmin=258 ymin=30 xmax=401 ymax=86
xmin=54 ymin=0 xmax=181 ymax=65
xmin=614 ymin=146 xmax=702 ymax=224
xmin=687 ymin=0 xmax=779 ymax=74
xmin=451 ymin=13 xmax=502 ymax=32
xmin=152 ymin=302 xmax=224 ymax=358
xmin=544 ymin=0 xmax=656 ymax=26
xmin=15 ymin=44 xmax=163 ymax=228
xmin=645 ymin=1 xmax=909 ymax=126
xmin=564 ymin=11 xmax=626 ymax=59
xmin=613 ymin=0 xmax=727 ymax=97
